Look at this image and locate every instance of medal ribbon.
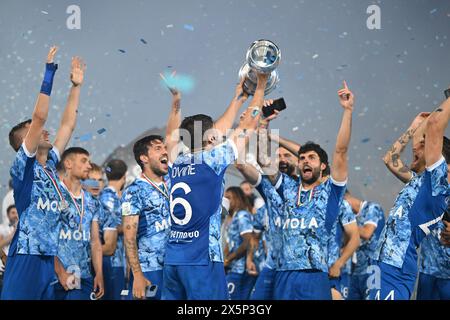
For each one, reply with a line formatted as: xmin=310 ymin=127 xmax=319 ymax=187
xmin=141 ymin=174 xmax=169 ymax=199
xmin=60 ymin=182 xmax=85 ymax=231
xmin=42 ymin=167 xmax=64 ymax=203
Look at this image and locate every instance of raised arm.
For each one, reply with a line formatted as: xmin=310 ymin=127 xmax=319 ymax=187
xmin=102 ymin=229 xmax=118 ymax=256
xmin=382 ymin=113 xmax=429 ymax=183
xmin=269 ymin=133 xmax=301 ymax=158
xmin=24 ymin=46 xmax=58 ymax=154
xmin=331 ymin=81 xmax=354 ymax=183
xmin=425 ymin=96 xmax=450 ymax=167
xmin=53 ymin=56 xmax=86 ymax=153
xmin=163 ymin=77 xmax=182 ymax=163
xmin=214 ymin=79 xmax=248 ymax=136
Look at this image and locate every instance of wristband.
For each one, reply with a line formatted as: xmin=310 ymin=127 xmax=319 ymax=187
xmin=40 ymin=63 xmax=58 ymax=96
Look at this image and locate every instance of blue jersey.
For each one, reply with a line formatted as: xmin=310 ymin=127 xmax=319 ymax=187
xmin=254 ymin=175 xmax=284 ymax=270
xmin=252 ymin=206 xmax=267 ymax=272
xmin=419 ymin=217 xmax=450 ymax=279
xmin=121 ymin=176 xmax=171 ymax=272
xmin=275 ymin=174 xmax=347 ymax=272
xmin=374 ymin=157 xmax=449 ymax=275
xmin=327 ymin=199 xmax=356 ymax=268
xmin=57 ymin=189 xmax=102 ymax=279
xmin=99 ymin=187 xmax=124 ymax=268
xmin=165 ymin=140 xmax=238 ymax=265
xmin=9 ymin=144 xmax=61 ymax=256
xmin=353 ymin=201 xmax=385 ymax=275
xmin=226 ymin=210 xmax=253 ymax=274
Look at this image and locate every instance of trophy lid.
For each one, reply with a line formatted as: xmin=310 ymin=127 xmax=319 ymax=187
xmin=246 ymin=40 xmax=281 ymax=74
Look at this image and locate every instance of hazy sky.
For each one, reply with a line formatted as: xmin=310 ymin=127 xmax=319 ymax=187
xmin=1 ymin=0 xmax=449 ymax=212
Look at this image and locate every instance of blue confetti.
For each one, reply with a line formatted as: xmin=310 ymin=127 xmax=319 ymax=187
xmin=184 ymin=24 xmax=194 ymax=31
xmin=140 ymin=38 xmax=147 ymax=44
xmin=160 ymin=71 xmax=195 ymax=94
xmin=361 ymin=138 xmax=371 ymax=143
xmin=118 ymin=49 xmax=126 ymax=53
xmin=105 ymin=113 xmax=111 ymax=117
xmin=97 ymin=128 xmax=106 ymax=134
xmin=79 ymin=133 xmax=93 ymax=142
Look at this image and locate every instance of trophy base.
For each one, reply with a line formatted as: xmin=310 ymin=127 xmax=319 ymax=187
xmin=238 ymin=63 xmax=279 ymax=96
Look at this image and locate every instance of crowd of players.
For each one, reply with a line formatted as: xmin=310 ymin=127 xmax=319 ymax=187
xmin=0 ymin=46 xmax=449 ymax=300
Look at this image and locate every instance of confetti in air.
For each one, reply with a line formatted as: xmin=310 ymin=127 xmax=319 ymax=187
xmin=160 ymin=71 xmax=195 ymax=94
xmin=183 ymin=24 xmax=194 ymax=31
xmin=97 ymin=128 xmax=106 ymax=134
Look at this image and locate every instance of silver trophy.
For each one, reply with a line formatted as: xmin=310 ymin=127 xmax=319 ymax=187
xmin=238 ymin=40 xmax=281 ymax=96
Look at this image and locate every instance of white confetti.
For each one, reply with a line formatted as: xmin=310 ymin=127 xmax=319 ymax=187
xmin=292 ymin=126 xmax=299 ymax=132
xmin=41 ymin=10 xmax=49 ymax=14
xmin=312 ymin=54 xmax=319 ymax=59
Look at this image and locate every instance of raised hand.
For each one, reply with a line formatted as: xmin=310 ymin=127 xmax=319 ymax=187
xmin=70 ymin=56 xmax=86 ymax=87
xmin=409 ymin=112 xmax=431 ymax=131
xmin=235 ymin=78 xmax=249 ymax=103
xmin=338 ymin=80 xmax=354 ymax=111
xmin=46 ymin=46 xmax=58 ymax=64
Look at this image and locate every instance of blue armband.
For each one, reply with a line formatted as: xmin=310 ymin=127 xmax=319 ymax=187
xmin=40 ymin=63 xmax=58 ymax=96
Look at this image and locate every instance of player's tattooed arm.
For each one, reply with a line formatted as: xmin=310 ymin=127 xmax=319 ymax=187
xmin=24 ymin=46 xmax=58 ymax=155
xmin=331 ymin=81 xmax=354 ymax=183
xmin=425 ymin=94 xmax=450 ymax=167
xmin=91 ymin=220 xmax=105 ymax=299
xmin=382 ymin=112 xmax=429 ymax=183
xmin=163 ymin=74 xmax=182 ymax=163
xmin=214 ymin=78 xmax=249 ymax=137
xmin=53 ymin=56 xmax=86 ymax=153
xmin=123 ymin=215 xmax=150 ymax=299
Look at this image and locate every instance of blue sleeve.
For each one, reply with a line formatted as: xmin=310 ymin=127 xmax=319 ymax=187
xmin=202 ymin=139 xmax=238 ymax=175
xmin=340 ymin=200 xmax=356 ymax=226
xmin=10 ymin=144 xmax=36 ymax=211
xmin=100 ymin=192 xmax=120 ymax=229
xmin=410 ymin=158 xmax=448 ymax=238
xmin=121 ymin=186 xmax=142 ymax=217
xmin=365 ymin=203 xmax=383 ymax=227
xmin=325 ymin=178 xmax=347 ymax=233
xmin=253 ymin=206 xmax=266 ymax=232
xmin=237 ymin=211 xmax=254 ymax=235
xmin=276 ymin=173 xmax=298 ymax=201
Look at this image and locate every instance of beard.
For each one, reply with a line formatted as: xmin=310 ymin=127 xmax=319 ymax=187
xmin=300 ymin=166 xmax=321 ymax=185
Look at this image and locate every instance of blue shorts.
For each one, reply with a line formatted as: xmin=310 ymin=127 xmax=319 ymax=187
xmin=250 ymin=267 xmax=276 ymax=300
xmin=348 ymin=273 xmax=370 ymax=300
xmin=112 ymin=266 xmax=126 ymax=300
xmin=417 ymin=273 xmax=450 ymax=300
xmin=53 ymin=277 xmax=94 ymax=300
xmin=367 ymin=262 xmax=416 ymax=300
xmin=226 ymin=272 xmax=257 ymax=300
xmin=162 ymin=261 xmax=228 ymax=300
xmin=102 ymin=256 xmax=114 ymax=300
xmin=127 ymin=270 xmax=163 ymax=300
xmin=274 ymin=270 xmax=332 ymax=300
xmin=1 ymin=254 xmax=55 ymax=300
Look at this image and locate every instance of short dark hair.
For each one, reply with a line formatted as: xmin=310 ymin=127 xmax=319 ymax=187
xmin=240 ymin=180 xmax=252 ymax=186
xmin=9 ymin=119 xmax=31 ymax=151
xmin=60 ymin=147 xmax=90 ymax=169
xmin=133 ymin=135 xmax=164 ymax=169
xmin=443 ymin=136 xmax=450 ymax=164
xmin=105 ymin=159 xmax=128 ymax=181
xmin=179 ymin=114 xmax=214 ymax=151
xmin=6 ymin=205 xmax=16 ymax=216
xmin=298 ymin=141 xmax=328 ymax=165
xmin=226 ymin=186 xmax=252 ymax=212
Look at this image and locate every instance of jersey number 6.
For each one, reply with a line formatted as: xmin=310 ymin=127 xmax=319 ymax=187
xmin=170 ymin=182 xmax=192 ymax=226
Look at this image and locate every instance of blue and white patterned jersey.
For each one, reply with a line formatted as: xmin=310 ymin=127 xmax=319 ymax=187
xmin=57 ymin=189 xmax=102 ymax=279
xmin=327 ymin=199 xmax=356 ymax=268
xmin=252 ymin=206 xmax=267 ymax=272
xmin=99 ymin=187 xmax=123 ymax=267
xmin=374 ymin=157 xmax=449 ymax=275
xmin=275 ymin=174 xmax=347 ymax=272
xmin=9 ymin=143 xmax=61 ymax=256
xmin=255 ymin=175 xmax=284 ymax=270
xmin=352 ymin=201 xmax=385 ymax=275
xmin=419 ymin=206 xmax=450 ymax=279
xmin=165 ymin=140 xmax=238 ymax=265
xmin=121 ymin=175 xmax=171 ymax=272
xmin=226 ymin=210 xmax=253 ymax=274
